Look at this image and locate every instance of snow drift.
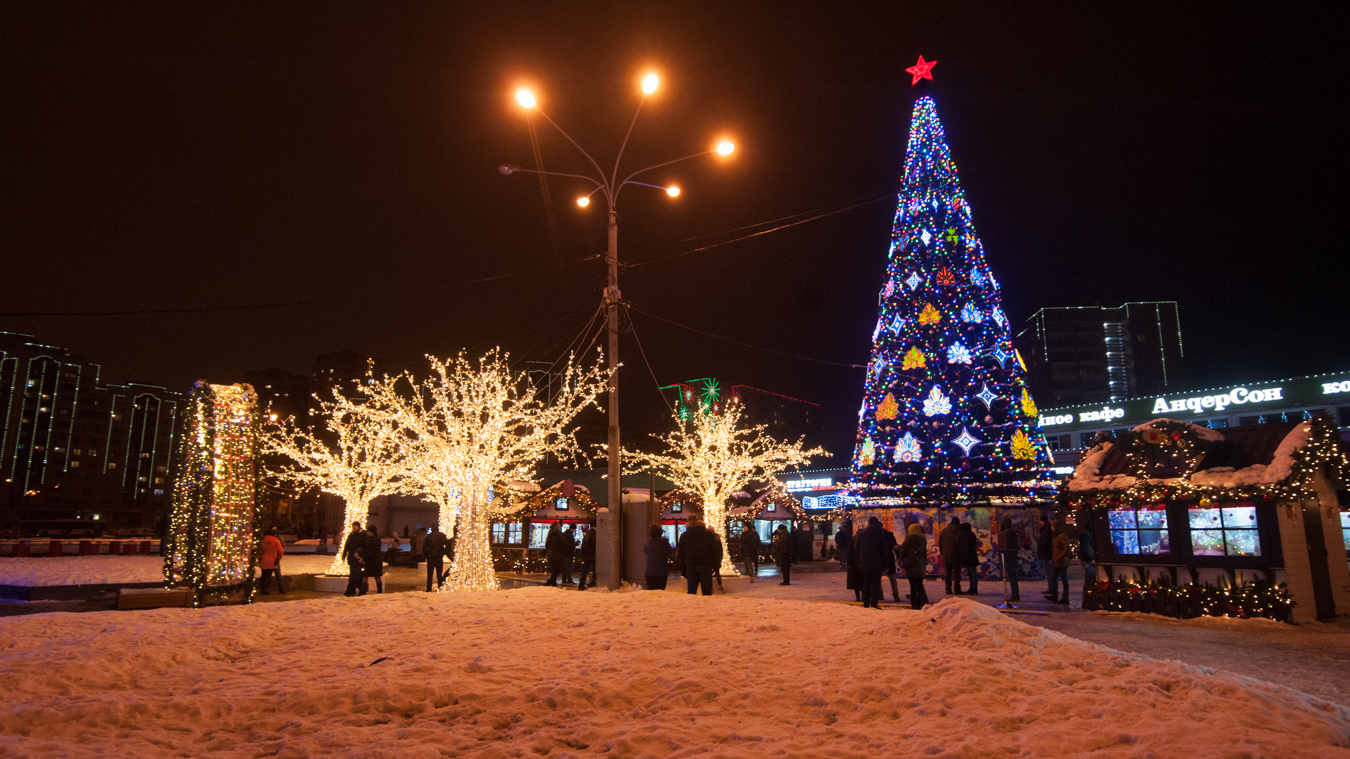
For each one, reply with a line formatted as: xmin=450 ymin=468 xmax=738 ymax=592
xmin=1 ymin=590 xmax=1347 ymax=757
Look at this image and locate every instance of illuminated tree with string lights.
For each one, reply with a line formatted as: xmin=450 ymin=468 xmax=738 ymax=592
xmin=262 ymin=386 xmax=407 ymax=577
xmin=623 ymin=397 xmax=826 ymax=576
xmin=361 ymin=348 xmax=611 ymax=592
xmin=849 ymin=95 xmax=1056 ymax=504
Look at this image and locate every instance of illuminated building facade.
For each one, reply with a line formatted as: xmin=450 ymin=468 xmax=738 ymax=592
xmin=1016 ymin=302 xmax=1185 ymax=406
xmin=0 ymin=332 xmax=182 ymax=532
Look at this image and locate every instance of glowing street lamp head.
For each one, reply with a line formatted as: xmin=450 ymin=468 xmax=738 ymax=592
xmin=716 ymin=141 xmax=735 ymax=156
xmin=641 ymin=73 xmax=659 ymax=94
xmin=576 ymin=196 xmax=590 ymax=208
xmin=666 ymin=185 xmax=680 ymax=197
xmin=515 ymin=88 xmax=537 ymax=109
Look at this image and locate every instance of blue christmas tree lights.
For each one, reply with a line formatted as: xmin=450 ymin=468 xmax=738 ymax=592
xmin=848 ymin=96 xmax=1056 ymax=504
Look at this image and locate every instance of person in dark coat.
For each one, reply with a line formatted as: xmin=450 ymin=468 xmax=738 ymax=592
xmin=959 ymin=522 xmax=980 ymax=595
xmin=1035 ymin=516 xmax=1054 ymax=596
xmin=938 ymin=517 xmax=964 ymax=595
xmin=361 ymin=524 xmax=384 ymax=594
xmin=835 ymin=520 xmax=854 ymax=568
xmin=643 ymin=524 xmax=673 ymax=590
xmin=792 ymin=522 xmax=813 ymax=565
xmin=740 ymin=527 xmax=761 ymax=577
xmin=576 ymin=525 xmax=597 ymax=590
xmin=997 ymin=516 xmax=1021 ymax=602
xmin=410 ymin=527 xmax=425 ymax=563
xmin=676 ymin=515 xmax=722 ymax=595
xmin=1047 ymin=518 xmax=1071 ymax=604
xmin=855 ymin=517 xmax=893 ymax=608
xmin=845 ymin=526 xmax=863 ymax=602
xmin=771 ymin=525 xmax=793 ymax=585
xmin=883 ymin=524 xmax=901 ymax=603
xmin=544 ymin=522 xmax=566 ymax=586
xmin=898 ymin=523 xmax=929 ymax=609
xmin=1079 ymin=523 xmax=1096 ymax=597
xmin=424 ymin=527 xmax=448 ymax=592
xmin=341 ymin=521 xmax=366 ymax=597
xmin=561 ymin=525 xmax=578 ymax=585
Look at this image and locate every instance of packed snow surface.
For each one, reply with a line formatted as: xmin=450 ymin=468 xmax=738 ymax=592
xmin=0 ymin=554 xmax=341 ymax=586
xmin=3 ymin=590 xmax=1349 ymax=757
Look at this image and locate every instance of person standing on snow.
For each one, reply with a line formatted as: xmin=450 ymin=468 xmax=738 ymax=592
xmin=959 ymin=522 xmax=980 ymax=595
xmin=424 ymin=527 xmax=448 ymax=592
xmin=855 ymin=517 xmax=893 ymax=608
xmin=258 ymin=527 xmax=285 ymax=595
xmin=1079 ymin=524 xmax=1096 ymax=598
xmin=643 ymin=524 xmax=673 ymax=591
xmin=835 ymin=520 xmax=853 ymax=568
xmin=576 ymin=525 xmax=597 ymax=590
xmin=544 ymin=522 xmax=566 ymax=587
xmin=771 ymin=524 xmax=794 ymax=585
xmin=676 ymin=515 xmax=722 ymax=595
xmin=561 ymin=525 xmax=578 ymax=586
xmin=997 ymin=516 xmax=1021 ymax=602
xmin=410 ymin=526 xmax=425 ymax=563
xmin=740 ymin=526 xmax=761 ymax=577
xmin=341 ymin=520 xmax=366 ymax=597
xmin=361 ymin=524 xmax=385 ymax=594
xmin=883 ymin=522 xmax=902 ymax=603
xmin=938 ymin=516 xmax=964 ymax=595
xmin=1035 ymin=515 xmax=1054 ymax=598
xmin=1046 ymin=518 xmax=1071 ymax=605
xmin=898 ymin=523 xmax=929 ymax=609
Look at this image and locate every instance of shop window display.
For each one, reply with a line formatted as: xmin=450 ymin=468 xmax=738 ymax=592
xmin=1108 ymin=504 xmax=1169 ymax=555
xmin=1189 ymin=502 xmax=1260 ymax=557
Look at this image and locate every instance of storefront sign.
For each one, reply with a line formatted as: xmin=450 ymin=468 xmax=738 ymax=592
xmin=1322 ymin=381 xmax=1350 ymax=395
xmin=1150 ymin=386 xmax=1282 ymax=415
xmin=785 ymin=477 xmax=833 ymax=492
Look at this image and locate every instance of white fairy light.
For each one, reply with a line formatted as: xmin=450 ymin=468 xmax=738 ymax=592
xmin=360 ymin=348 xmax=611 ymax=592
xmin=261 ymin=377 xmax=407 ymax=576
xmin=621 ymin=398 xmax=827 ymax=576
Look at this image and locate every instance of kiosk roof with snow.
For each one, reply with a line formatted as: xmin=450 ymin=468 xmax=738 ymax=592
xmin=1061 ymin=415 xmax=1350 ymax=623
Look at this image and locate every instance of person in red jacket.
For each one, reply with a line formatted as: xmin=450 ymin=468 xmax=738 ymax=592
xmin=259 ymin=528 xmax=286 ymax=595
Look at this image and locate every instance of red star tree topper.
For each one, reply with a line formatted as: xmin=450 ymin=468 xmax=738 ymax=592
xmin=906 ymin=55 xmax=938 ymax=85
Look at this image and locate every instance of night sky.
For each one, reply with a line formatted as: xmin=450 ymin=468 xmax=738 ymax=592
xmin=2 ymin=3 xmax=1345 ymax=458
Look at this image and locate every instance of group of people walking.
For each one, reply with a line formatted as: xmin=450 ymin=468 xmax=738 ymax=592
xmin=838 ymin=517 xmax=935 ymax=610
xmin=544 ymin=522 xmax=597 ymax=589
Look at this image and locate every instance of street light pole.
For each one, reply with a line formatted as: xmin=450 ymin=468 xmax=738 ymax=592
xmin=502 ymin=77 xmax=734 ymax=589
xmin=604 ymin=204 xmax=621 ymax=589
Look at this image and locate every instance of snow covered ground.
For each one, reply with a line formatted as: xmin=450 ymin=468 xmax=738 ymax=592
xmin=2 ymin=589 xmax=1348 ymax=757
xmin=0 ymin=555 xmax=344 ymax=586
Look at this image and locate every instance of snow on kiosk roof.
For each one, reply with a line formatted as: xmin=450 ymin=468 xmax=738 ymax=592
xmin=1060 ymin=414 xmax=1350 ymax=624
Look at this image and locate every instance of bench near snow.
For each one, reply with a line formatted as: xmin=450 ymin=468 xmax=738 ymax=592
xmin=2 ymin=590 xmax=1347 ymax=757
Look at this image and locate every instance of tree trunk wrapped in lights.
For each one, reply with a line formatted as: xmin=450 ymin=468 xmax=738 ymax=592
xmin=261 ymin=383 xmax=407 ymax=577
xmin=623 ymin=398 xmax=827 ymax=576
xmin=360 ymin=348 xmax=611 ymax=592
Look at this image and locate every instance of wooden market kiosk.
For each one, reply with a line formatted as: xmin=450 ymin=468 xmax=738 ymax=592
xmin=1062 ymin=416 xmax=1350 ymax=623
xmin=489 ymin=481 xmax=596 ymax=573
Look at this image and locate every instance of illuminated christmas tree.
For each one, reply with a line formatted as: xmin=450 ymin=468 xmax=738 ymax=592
xmin=849 ymin=96 xmax=1056 ymax=504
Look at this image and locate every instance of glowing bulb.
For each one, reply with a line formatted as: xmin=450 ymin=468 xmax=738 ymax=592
xmin=642 ymin=74 xmax=659 ymax=94
xmin=666 ymin=186 xmax=680 ymax=197
xmin=577 ymin=196 xmax=590 ymax=207
xmin=515 ymin=88 xmax=537 ymax=109
xmin=716 ymin=141 xmax=735 ymax=155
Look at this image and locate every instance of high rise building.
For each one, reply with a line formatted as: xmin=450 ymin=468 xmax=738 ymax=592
xmin=1015 ymin=302 xmax=1185 ymax=406
xmin=0 ymin=332 xmax=182 ymax=532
